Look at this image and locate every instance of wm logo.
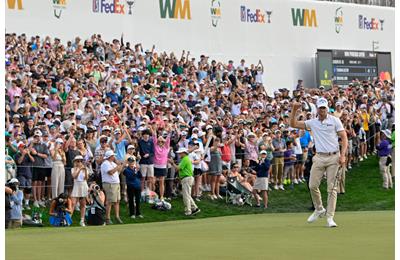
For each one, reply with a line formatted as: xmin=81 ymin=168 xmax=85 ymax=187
xmin=53 ymin=0 xmax=67 ymax=4
xmin=159 ymin=0 xmax=191 ymax=20
xmin=7 ymin=0 xmax=23 ymax=9
xmin=291 ymin=8 xmax=317 ymax=27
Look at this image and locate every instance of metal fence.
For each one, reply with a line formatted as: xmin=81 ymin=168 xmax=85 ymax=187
xmin=318 ymin=0 xmax=395 ymax=7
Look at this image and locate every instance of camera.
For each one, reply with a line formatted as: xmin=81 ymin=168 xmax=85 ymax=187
xmin=5 ymin=183 xmax=17 ymax=192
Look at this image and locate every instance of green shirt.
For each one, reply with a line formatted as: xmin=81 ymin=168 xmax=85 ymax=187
xmin=391 ymin=132 xmax=395 ymax=148
xmin=178 ymin=155 xmax=193 ymax=179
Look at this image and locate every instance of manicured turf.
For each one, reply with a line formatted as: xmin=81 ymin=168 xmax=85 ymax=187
xmin=6 ymin=211 xmax=394 ymax=260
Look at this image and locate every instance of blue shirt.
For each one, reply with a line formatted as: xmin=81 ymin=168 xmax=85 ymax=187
xmin=106 ymin=91 xmax=120 ymax=104
xmin=123 ymin=167 xmax=142 ymax=189
xmin=300 ymin=131 xmax=312 ymax=148
xmin=256 ymin=159 xmax=270 ymax=178
xmin=9 ymin=190 xmax=23 ymax=220
xmin=113 ymin=139 xmax=128 ymax=161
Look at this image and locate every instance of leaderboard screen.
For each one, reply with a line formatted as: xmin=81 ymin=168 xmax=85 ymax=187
xmin=316 ymin=49 xmax=392 ymax=88
xmin=332 ymin=50 xmax=377 ymax=87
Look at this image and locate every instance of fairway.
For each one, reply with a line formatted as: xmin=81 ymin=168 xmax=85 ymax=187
xmin=6 ymin=211 xmax=394 ymax=260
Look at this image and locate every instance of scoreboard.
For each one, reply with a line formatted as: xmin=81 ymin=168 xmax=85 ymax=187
xmin=316 ymin=49 xmax=392 ymax=89
xmin=332 ymin=50 xmax=377 ymax=88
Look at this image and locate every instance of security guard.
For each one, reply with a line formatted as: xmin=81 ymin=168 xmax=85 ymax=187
xmin=290 ymin=97 xmax=348 ymax=227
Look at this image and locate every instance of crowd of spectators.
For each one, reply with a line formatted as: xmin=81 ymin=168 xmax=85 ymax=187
xmin=4 ymin=33 xmax=395 ymax=227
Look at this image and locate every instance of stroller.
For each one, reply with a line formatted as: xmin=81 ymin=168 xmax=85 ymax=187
xmin=225 ymin=177 xmax=253 ymax=206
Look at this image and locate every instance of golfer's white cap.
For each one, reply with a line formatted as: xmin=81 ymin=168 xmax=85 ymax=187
xmin=316 ymin=98 xmax=328 ymax=108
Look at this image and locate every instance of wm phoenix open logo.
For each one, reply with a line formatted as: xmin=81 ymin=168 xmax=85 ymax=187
xmin=52 ymin=0 xmax=67 ymax=19
xmin=334 ymin=7 xmax=343 ymax=33
xmin=210 ymin=0 xmax=221 ymax=27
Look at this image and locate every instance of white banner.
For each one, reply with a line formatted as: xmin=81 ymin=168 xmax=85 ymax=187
xmin=5 ymin=0 xmax=395 ymax=92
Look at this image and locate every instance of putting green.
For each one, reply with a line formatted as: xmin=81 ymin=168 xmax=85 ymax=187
xmin=6 ymin=211 xmax=394 ymax=260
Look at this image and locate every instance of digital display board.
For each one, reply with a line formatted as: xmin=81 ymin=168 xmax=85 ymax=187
xmin=316 ymin=49 xmax=392 ymax=89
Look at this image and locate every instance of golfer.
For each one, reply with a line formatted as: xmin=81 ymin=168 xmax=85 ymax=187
xmin=290 ymin=97 xmax=348 ymax=227
xmin=170 ymin=148 xmax=200 ymax=216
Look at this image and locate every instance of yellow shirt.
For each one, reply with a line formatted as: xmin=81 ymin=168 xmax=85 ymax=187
xmin=361 ymin=113 xmax=370 ymax=131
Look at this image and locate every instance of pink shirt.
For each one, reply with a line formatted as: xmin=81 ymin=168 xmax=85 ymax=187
xmin=7 ymin=87 xmax=22 ymax=103
xmin=153 ymin=135 xmax=171 ymax=168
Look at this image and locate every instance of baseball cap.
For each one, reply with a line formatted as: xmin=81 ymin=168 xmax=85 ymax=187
xmin=104 ymin=150 xmax=115 ymax=159
xmin=316 ymin=98 xmax=328 ymax=108
xmin=260 ymin=150 xmax=267 ymax=155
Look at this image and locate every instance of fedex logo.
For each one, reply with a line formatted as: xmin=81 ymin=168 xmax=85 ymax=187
xmin=358 ymin=15 xmax=384 ymax=31
xmin=240 ymin=6 xmax=272 ymax=23
xmin=93 ymin=0 xmax=125 ymax=14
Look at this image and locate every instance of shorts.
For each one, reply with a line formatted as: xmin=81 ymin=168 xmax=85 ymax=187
xmin=154 ymin=167 xmax=167 ymax=178
xmin=295 ymin=154 xmax=303 ymax=165
xmin=102 ymin=183 xmax=121 ymax=203
xmin=44 ymin=168 xmax=52 ymax=178
xmin=119 ymin=172 xmax=126 ymax=185
xmin=140 ymin=164 xmax=154 ymax=178
xmin=17 ymin=175 xmax=32 ymax=188
xmin=253 ymin=177 xmax=269 ymax=191
xmin=193 ymin=168 xmax=202 ymax=176
xmin=32 ymin=167 xmax=46 ymax=182
xmin=64 ymin=168 xmax=73 ymax=189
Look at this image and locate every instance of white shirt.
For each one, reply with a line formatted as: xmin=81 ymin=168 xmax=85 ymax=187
xmin=293 ymin=138 xmax=303 ymax=155
xmin=72 ymin=167 xmax=87 ymax=182
xmin=189 ymin=151 xmax=201 ymax=169
xmin=101 ymin=160 xmax=120 ymax=184
xmin=305 ymin=114 xmax=344 ymax=153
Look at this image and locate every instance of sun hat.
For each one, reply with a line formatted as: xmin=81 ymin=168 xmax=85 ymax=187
xmin=73 ymin=155 xmax=84 ymax=162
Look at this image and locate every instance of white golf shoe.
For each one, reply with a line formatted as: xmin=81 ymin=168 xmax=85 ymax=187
xmin=327 ymin=217 xmax=338 ymax=228
xmin=307 ymin=208 xmax=326 ymax=223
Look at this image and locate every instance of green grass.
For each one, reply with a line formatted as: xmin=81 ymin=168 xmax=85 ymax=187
xmin=23 ymin=156 xmax=394 ymax=226
xmin=6 ymin=211 xmax=394 ymax=260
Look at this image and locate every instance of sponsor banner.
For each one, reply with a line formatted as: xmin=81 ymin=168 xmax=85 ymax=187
xmin=358 ymin=15 xmax=384 ymax=31
xmin=92 ymin=0 xmax=129 ymax=15
xmin=240 ymin=5 xmax=271 ymax=24
xmin=159 ymin=0 xmax=191 ymax=20
xmin=210 ymin=0 xmax=221 ymax=27
xmin=7 ymin=0 xmax=23 ymax=10
xmin=53 ymin=0 xmax=67 ymax=19
xmin=334 ymin=7 xmax=343 ymax=33
xmin=291 ymin=8 xmax=317 ymax=27
xmin=5 ymin=0 xmax=395 ymax=90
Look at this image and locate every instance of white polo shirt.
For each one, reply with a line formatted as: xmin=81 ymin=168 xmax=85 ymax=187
xmin=101 ymin=160 xmax=120 ymax=184
xmin=304 ymin=114 xmax=344 ymax=153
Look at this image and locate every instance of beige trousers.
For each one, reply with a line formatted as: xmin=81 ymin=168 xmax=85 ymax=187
xmin=309 ymin=153 xmax=340 ymax=218
xmin=51 ymin=161 xmax=65 ymax=199
xmin=337 ymin=167 xmax=346 ymax=194
xmin=181 ymin=176 xmax=197 ymax=214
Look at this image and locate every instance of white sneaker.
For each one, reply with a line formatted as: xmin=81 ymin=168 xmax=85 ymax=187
xmin=79 ymin=220 xmax=86 ymax=227
xmin=217 ymin=195 xmax=223 ymax=199
xmin=206 ymin=185 xmax=211 ymax=191
xmin=348 ymin=165 xmax=352 ymax=170
xmin=24 ymin=204 xmax=31 ymax=210
xmin=279 ymin=185 xmax=285 ymax=191
xmin=359 ymin=157 xmax=364 ymax=162
xmin=39 ymin=200 xmax=46 ymax=208
xmin=307 ymin=208 xmax=326 ymax=223
xmin=33 ymin=201 xmax=39 ymax=208
xmin=294 ymin=179 xmax=299 ymax=184
xmin=364 ymin=155 xmax=368 ymax=159
xmin=274 ymin=185 xmax=278 ymax=190
xmin=130 ymin=215 xmax=136 ymax=219
xmin=327 ymin=217 xmax=337 ymax=227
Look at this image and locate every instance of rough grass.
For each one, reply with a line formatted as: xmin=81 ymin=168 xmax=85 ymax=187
xmin=22 ymin=156 xmax=394 ymax=226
